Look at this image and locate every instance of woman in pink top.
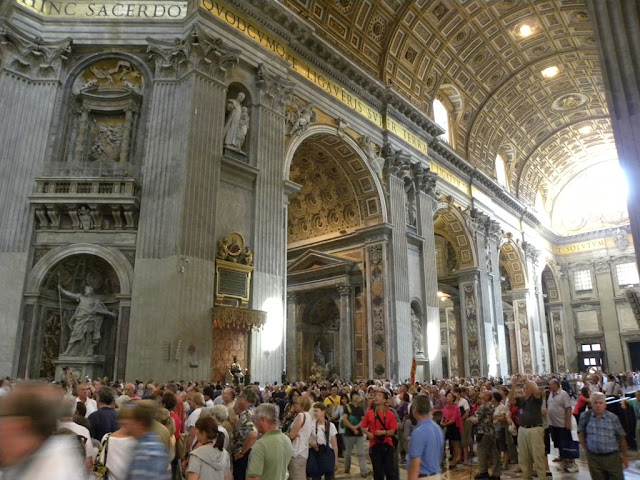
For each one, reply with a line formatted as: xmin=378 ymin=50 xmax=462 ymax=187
xmin=440 ymin=392 xmax=462 ymax=468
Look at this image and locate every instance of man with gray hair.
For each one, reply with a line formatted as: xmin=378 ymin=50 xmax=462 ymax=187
xmin=548 ymin=378 xmax=577 ymax=472
xmin=578 ymin=391 xmax=627 ymax=480
xmin=407 ymin=394 xmax=444 ymax=480
xmin=247 ymin=403 xmax=292 ymax=480
xmin=58 ymin=395 xmax=94 ymax=471
xmin=231 ymin=388 xmax=258 ymax=480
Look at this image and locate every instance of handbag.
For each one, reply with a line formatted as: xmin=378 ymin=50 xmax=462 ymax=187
xmin=306 ymin=420 xmax=335 ymax=477
xmin=92 ymin=433 xmax=110 ymax=480
xmin=560 ymin=438 xmax=580 ymax=459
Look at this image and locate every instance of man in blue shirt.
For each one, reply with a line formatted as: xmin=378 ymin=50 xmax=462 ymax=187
xmin=407 ymin=394 xmax=444 ymax=480
xmin=119 ymin=400 xmax=170 ymax=480
xmin=621 ymin=389 xmax=640 ymax=459
xmin=578 ymin=392 xmax=627 ymax=480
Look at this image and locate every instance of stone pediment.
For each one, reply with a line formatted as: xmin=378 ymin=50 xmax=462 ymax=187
xmin=288 ymin=250 xmax=357 ymax=284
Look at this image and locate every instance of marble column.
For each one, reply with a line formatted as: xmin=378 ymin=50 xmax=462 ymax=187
xmin=249 ymin=69 xmax=295 ymax=384
xmin=286 ymin=292 xmax=298 ymax=381
xmin=416 ymin=166 xmax=441 ymax=379
xmin=523 ymin=243 xmax=549 ymax=373
xmin=386 ymin=152 xmax=412 ymax=380
xmin=129 ymin=29 xmax=240 ymax=381
xmin=337 ymin=284 xmax=353 ymax=379
xmin=0 ymin=28 xmax=71 ymax=376
xmin=486 ymin=222 xmax=508 ymax=376
xmin=587 ymin=0 xmax=640 ymax=271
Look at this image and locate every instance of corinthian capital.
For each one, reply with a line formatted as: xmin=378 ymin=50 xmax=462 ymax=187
xmin=146 ymin=27 xmax=240 ymax=80
xmin=1 ymin=26 xmax=71 ymax=79
xmin=522 ymin=241 xmax=541 ymax=267
xmin=256 ymin=63 xmax=296 ymax=113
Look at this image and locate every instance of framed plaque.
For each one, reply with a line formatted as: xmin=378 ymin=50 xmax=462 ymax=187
xmin=215 ymin=259 xmax=252 ymax=307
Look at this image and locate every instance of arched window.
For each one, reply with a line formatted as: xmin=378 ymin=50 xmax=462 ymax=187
xmin=495 ymin=153 xmax=507 ymax=187
xmin=433 ymin=98 xmax=450 ymax=143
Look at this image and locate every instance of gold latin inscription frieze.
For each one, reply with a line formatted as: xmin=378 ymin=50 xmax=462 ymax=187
xmin=199 ymin=0 xmax=428 ymax=155
xmin=14 ymin=0 xmax=188 ymax=19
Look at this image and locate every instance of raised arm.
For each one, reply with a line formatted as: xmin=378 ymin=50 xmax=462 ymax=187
xmin=58 ymin=285 xmax=80 ymax=301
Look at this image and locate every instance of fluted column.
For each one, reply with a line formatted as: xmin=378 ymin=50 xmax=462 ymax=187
xmin=416 ymin=166 xmax=441 ymax=379
xmin=0 ymin=28 xmax=71 ymax=376
xmin=249 ymin=69 xmax=294 ymax=384
xmin=387 ymin=153 xmax=411 ymax=380
xmin=587 ymin=0 xmax=640 ymax=271
xmin=337 ymin=284 xmax=353 ymax=379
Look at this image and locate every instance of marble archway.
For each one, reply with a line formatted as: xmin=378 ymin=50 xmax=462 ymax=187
xmin=18 ymin=244 xmax=133 ymax=380
xmin=285 ymin=129 xmax=385 ymax=381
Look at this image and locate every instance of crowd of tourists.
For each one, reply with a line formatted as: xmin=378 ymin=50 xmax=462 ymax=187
xmin=0 ymin=370 xmax=636 ymax=480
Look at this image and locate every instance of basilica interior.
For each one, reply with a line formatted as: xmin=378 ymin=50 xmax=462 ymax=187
xmin=0 ymin=0 xmax=639 ymax=384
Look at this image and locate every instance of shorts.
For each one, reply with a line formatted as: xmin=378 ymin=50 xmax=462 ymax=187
xmin=461 ymin=419 xmax=472 ymax=447
xmin=445 ymin=426 xmax=461 ymax=442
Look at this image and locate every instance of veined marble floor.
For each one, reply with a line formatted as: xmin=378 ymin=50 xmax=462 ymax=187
xmin=333 ymin=449 xmax=640 ymax=479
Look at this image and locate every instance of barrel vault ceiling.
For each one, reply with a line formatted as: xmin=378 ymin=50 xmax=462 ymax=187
xmin=283 ymin=0 xmax=617 ymax=216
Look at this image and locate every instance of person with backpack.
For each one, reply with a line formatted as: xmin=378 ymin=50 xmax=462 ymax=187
xmin=578 ymin=392 xmax=628 ymax=480
xmin=362 ymin=389 xmax=398 ymax=480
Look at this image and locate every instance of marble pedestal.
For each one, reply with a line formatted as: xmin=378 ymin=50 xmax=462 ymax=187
xmin=54 ymin=355 xmax=105 ymax=382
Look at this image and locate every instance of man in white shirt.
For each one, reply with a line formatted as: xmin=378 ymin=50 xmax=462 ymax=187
xmin=0 ymin=383 xmax=86 ymax=480
xmin=58 ymin=396 xmax=94 ymax=471
xmin=76 ymin=383 xmax=98 ymax=417
xmin=185 ymin=392 xmax=206 ymax=451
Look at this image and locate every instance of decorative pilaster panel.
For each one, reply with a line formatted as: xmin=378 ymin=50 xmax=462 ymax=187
xmin=249 ymin=72 xmax=291 ymax=384
xmin=416 ymin=166 xmax=441 ymax=378
xmin=387 ymin=154 xmax=411 ymax=380
xmin=459 ymin=276 xmax=483 ymax=377
xmin=550 ymin=310 xmax=567 ymax=373
xmin=513 ymin=294 xmax=533 ymax=374
xmin=353 ymin=284 xmax=367 ymax=379
xmin=446 ymin=307 xmax=462 ymax=377
xmin=367 ymin=242 xmax=388 ymax=379
xmin=337 ymin=284 xmax=353 ymax=379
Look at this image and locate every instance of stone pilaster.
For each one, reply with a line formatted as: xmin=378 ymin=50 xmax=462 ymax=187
xmin=0 ymin=26 xmax=71 ymax=375
xmin=593 ymin=257 xmax=625 ymax=371
xmin=486 ymin=220 xmax=507 ymax=375
xmin=366 ymin=240 xmax=389 ymax=379
xmin=587 ymin=0 xmax=640 ymax=272
xmin=128 ymin=28 xmax=240 ymax=381
xmin=337 ymin=284 xmax=353 ymax=379
xmin=523 ymin=242 xmax=549 ymax=373
xmin=386 ymin=149 xmax=412 ymax=380
xmin=415 ymin=165 xmax=441 ymax=379
xmin=249 ymin=67 xmax=294 ymax=383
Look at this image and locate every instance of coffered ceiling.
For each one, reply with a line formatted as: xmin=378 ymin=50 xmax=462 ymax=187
xmin=283 ymin=0 xmax=618 ymax=215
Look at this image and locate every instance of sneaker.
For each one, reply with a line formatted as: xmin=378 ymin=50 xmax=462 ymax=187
xmin=475 ymin=473 xmax=490 ymax=480
xmin=565 ymin=464 xmax=579 ymax=473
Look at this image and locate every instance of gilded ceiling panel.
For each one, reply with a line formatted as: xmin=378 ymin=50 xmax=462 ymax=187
xmin=283 ymin=0 xmax=613 ymax=211
xmin=287 ymin=133 xmax=383 ymax=245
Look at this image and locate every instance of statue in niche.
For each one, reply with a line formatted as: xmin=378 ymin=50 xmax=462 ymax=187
xmin=223 ymin=92 xmax=248 ymax=152
xmin=411 ymin=309 xmax=424 ymax=355
xmin=313 ymin=339 xmax=326 ymax=367
xmin=78 ymin=206 xmax=92 ymax=231
xmin=359 ymin=135 xmax=385 ymax=178
xmin=58 ymin=285 xmax=117 ymax=357
xmin=287 ymin=101 xmax=316 ymax=136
